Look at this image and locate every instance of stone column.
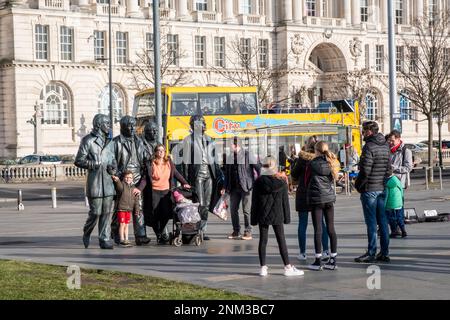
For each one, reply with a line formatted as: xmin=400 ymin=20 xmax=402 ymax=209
xmin=126 ymin=0 xmax=140 ymax=16
xmin=284 ymin=0 xmax=293 ymax=21
xmin=380 ymin=0 xmax=387 ymax=29
xmin=416 ymin=0 xmax=424 ymax=21
xmin=351 ymin=0 xmax=361 ymax=25
xmin=293 ymin=0 xmax=303 ymax=22
xmin=344 ymin=0 xmax=351 ymax=24
xmin=177 ymin=0 xmax=188 ymax=18
xmin=265 ymin=0 xmax=273 ymax=23
xmin=224 ymin=0 xmax=234 ymax=21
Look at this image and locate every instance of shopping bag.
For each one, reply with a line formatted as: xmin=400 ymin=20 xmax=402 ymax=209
xmin=212 ymin=193 xmax=230 ymax=221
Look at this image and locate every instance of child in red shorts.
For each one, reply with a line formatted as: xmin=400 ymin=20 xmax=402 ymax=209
xmin=112 ymin=170 xmax=139 ymax=247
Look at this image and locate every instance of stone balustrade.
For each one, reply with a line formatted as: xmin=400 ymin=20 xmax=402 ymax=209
xmin=1 ymin=164 xmax=86 ymax=183
xmin=38 ymin=0 xmax=70 ymax=10
xmin=303 ymin=16 xmax=345 ymax=27
xmin=93 ymin=3 xmax=126 ymax=17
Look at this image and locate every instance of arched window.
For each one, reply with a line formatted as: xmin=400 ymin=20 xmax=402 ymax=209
xmin=98 ymin=85 xmax=124 ymax=123
xmin=365 ymin=91 xmax=379 ymax=121
xmin=400 ymin=91 xmax=415 ymax=120
xmin=39 ymin=82 xmax=71 ymax=125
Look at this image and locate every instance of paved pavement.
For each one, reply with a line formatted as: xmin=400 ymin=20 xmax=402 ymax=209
xmin=0 ymin=181 xmax=450 ymax=300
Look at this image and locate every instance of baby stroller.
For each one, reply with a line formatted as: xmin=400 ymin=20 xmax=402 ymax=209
xmin=170 ymin=187 xmax=206 ymax=247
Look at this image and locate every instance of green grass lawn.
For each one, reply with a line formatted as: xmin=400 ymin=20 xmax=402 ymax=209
xmin=0 ymin=260 xmax=257 ymax=300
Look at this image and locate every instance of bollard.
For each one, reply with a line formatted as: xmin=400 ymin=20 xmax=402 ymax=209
xmin=51 ymin=187 xmax=57 ymax=209
xmin=425 ymin=167 xmax=429 ymax=190
xmin=439 ymin=166 xmax=443 ymax=190
xmin=17 ymin=189 xmax=24 ymax=211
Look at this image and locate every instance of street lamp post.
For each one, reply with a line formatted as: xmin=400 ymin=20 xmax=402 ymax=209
xmin=108 ymin=0 xmax=114 ymax=137
xmin=153 ymin=0 xmax=163 ymax=143
xmin=388 ymin=0 xmax=397 ymax=131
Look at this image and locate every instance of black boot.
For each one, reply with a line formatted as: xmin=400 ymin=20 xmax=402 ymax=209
xmin=82 ymin=234 xmax=90 ymax=249
xmin=99 ymin=240 xmax=114 ymax=249
xmin=135 ymin=236 xmax=151 ymax=246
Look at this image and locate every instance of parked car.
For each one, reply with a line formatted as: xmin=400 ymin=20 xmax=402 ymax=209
xmin=420 ymin=140 xmax=450 ymax=149
xmin=404 ymin=143 xmax=428 ymax=152
xmin=18 ymin=155 xmax=62 ymax=165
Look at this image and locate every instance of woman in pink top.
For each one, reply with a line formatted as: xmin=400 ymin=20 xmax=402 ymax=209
xmin=139 ymin=144 xmax=190 ymax=243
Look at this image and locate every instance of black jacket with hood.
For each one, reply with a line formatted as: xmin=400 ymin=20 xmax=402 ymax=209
xmin=250 ymin=175 xmax=290 ymax=226
xmin=355 ymin=132 xmax=391 ymax=193
xmin=291 ymin=150 xmax=315 ymax=212
xmin=307 ymin=155 xmax=336 ymax=206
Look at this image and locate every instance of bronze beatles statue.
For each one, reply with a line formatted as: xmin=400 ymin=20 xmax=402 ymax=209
xmin=75 ymin=114 xmax=116 ymax=249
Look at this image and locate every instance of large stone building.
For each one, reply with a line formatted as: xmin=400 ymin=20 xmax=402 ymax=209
xmin=1 ymin=0 xmax=450 ymax=158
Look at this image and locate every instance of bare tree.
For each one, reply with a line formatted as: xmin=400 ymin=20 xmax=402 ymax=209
xmin=435 ymin=90 xmax=450 ymax=166
xmin=398 ymin=11 xmax=450 ymax=180
xmin=211 ymin=37 xmax=293 ymax=107
xmin=127 ymin=27 xmax=191 ymax=91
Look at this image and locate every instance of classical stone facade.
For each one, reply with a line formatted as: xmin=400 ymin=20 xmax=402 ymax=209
xmin=1 ymin=0 xmax=450 ymax=158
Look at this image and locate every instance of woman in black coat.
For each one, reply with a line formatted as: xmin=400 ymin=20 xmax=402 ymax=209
xmin=291 ymin=137 xmax=330 ymax=261
xmin=307 ymin=141 xmax=340 ymax=271
xmin=251 ymin=156 xmax=304 ymax=277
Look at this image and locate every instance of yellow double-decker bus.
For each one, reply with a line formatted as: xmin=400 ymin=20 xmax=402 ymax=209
xmin=133 ymin=86 xmax=361 ymax=156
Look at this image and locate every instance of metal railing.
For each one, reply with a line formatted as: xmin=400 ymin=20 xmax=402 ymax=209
xmin=1 ymin=164 xmax=86 ymax=183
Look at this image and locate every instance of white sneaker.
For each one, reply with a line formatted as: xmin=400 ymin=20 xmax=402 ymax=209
xmin=297 ymin=253 xmax=307 ymax=261
xmin=321 ymin=250 xmax=330 ymax=262
xmin=284 ymin=266 xmax=304 ymax=277
xmin=259 ymin=265 xmax=268 ymax=277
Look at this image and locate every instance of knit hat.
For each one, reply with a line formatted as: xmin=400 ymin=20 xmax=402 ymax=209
xmin=173 ymin=190 xmax=185 ymax=203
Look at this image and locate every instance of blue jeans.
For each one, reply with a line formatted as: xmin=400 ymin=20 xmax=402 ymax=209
xmin=387 ymin=208 xmax=405 ymax=233
xmin=360 ymin=192 xmax=390 ymax=256
xmin=298 ymin=211 xmax=329 ymax=254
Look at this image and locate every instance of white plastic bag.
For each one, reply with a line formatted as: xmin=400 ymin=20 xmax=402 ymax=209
xmin=212 ymin=193 xmax=230 ymax=221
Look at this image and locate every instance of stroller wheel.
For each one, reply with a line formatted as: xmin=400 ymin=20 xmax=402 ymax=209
xmin=194 ymin=234 xmax=202 ymax=246
xmin=173 ymin=236 xmax=183 ymax=247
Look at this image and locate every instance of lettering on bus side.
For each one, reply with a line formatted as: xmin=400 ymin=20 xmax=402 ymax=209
xmin=213 ymin=118 xmax=242 ymax=135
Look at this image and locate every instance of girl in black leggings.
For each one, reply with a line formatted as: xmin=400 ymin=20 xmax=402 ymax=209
xmin=307 ymin=141 xmax=340 ymax=270
xmin=250 ymin=156 xmax=304 ymax=277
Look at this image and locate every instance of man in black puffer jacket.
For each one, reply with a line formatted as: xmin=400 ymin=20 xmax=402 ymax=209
xmin=354 ymin=121 xmax=391 ymax=263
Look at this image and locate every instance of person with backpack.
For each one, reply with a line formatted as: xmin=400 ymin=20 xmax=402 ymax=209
xmin=306 ymin=141 xmax=341 ymax=271
xmin=386 ymin=130 xmax=413 ymax=238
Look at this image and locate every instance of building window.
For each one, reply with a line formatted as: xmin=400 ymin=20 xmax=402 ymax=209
xmin=322 ymin=0 xmax=328 ymax=17
xmin=365 ymin=44 xmax=370 ymax=69
xmin=258 ymin=39 xmax=268 ymax=68
xmin=306 ymin=0 xmax=316 ymax=17
xmin=240 ymin=38 xmax=251 ymax=68
xmin=396 ymin=46 xmax=404 ymax=72
xmin=365 ymin=91 xmax=379 ymax=121
xmin=35 ymin=25 xmax=49 ymax=60
xmin=195 ymin=0 xmax=207 ymax=11
xmin=98 ymin=85 xmax=124 ymax=123
xmin=241 ymin=0 xmax=252 ymax=14
xmin=195 ymin=36 xmax=206 ymax=67
xmin=60 ymin=26 xmax=74 ymax=61
xmin=361 ymin=0 xmax=369 ymax=22
xmin=400 ymin=92 xmax=414 ymax=120
xmin=395 ymin=0 xmax=404 ymax=24
xmin=167 ymin=34 xmax=179 ymax=66
xmin=375 ymin=45 xmax=384 ymax=72
xmin=39 ymin=83 xmax=71 ymax=125
xmin=409 ymin=46 xmax=418 ymax=73
xmin=116 ymin=32 xmax=128 ymax=64
xmin=146 ymin=32 xmax=154 ymax=64
xmin=94 ymin=31 xmax=106 ymax=61
xmin=214 ymin=37 xmax=225 ymax=67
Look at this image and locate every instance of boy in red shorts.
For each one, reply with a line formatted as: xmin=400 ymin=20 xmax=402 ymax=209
xmin=112 ymin=170 xmax=139 ymax=247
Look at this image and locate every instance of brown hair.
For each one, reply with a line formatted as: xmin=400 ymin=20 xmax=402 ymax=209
xmin=153 ymin=144 xmax=170 ymax=164
xmin=123 ymin=170 xmax=133 ymax=177
xmin=315 ymin=141 xmax=339 ymax=181
xmin=304 ymin=135 xmax=319 ymax=153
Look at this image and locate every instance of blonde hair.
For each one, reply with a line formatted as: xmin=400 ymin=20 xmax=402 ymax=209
xmin=315 ymin=141 xmax=340 ymax=181
xmin=153 ymin=144 xmax=170 ymax=165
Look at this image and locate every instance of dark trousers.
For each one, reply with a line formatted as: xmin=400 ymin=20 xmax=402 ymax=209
xmin=84 ymin=196 xmax=114 ymax=244
xmin=111 ymin=193 xmax=147 ymax=242
xmin=230 ymin=188 xmax=252 ymax=233
xmin=195 ymin=165 xmax=212 ymax=231
xmin=311 ymin=203 xmax=337 ymax=254
xmin=387 ymin=208 xmax=406 ymax=233
xmin=152 ymin=189 xmax=172 ymax=237
xmin=258 ymin=224 xmax=290 ymax=266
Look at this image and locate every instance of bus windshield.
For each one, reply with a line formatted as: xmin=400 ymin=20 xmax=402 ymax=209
xmin=134 ymin=93 xmax=155 ymax=117
xmin=170 ymin=92 xmax=258 ymax=116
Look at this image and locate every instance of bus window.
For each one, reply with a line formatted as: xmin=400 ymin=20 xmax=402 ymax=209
xmin=199 ymin=93 xmax=229 ymax=115
xmin=135 ymin=93 xmax=155 ymax=117
xmin=229 ymin=93 xmax=257 ymax=114
xmin=171 ymin=93 xmax=198 ymax=116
